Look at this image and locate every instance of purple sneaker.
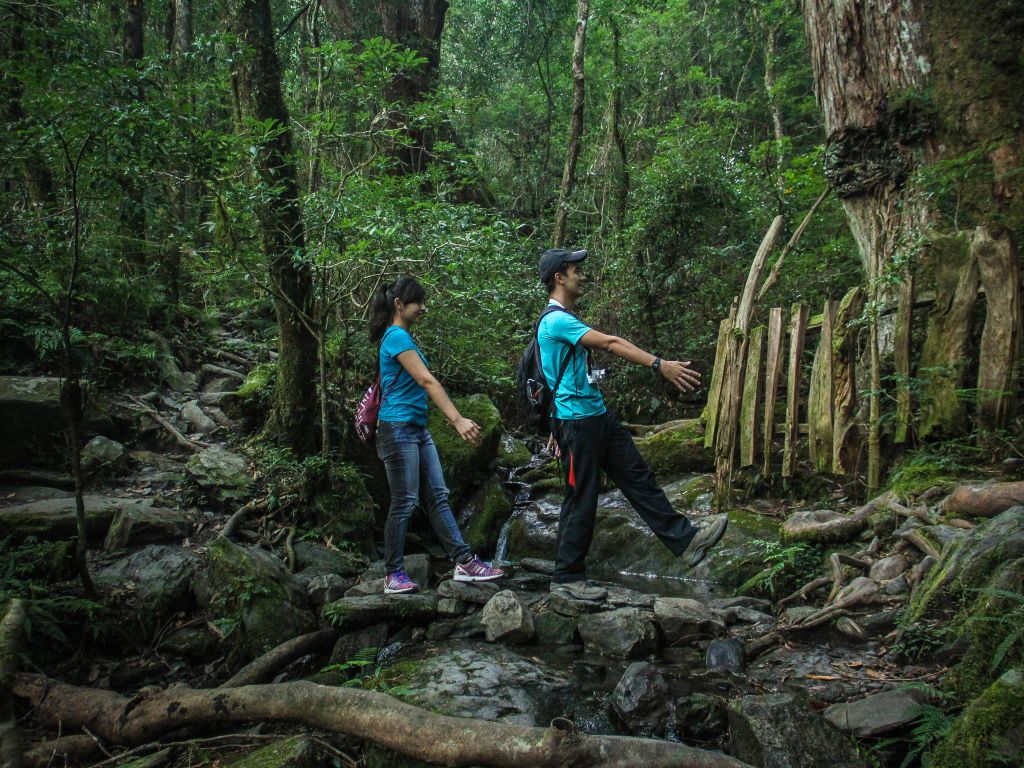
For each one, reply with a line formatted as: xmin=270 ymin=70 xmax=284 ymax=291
xmin=384 ymin=570 xmax=419 ymax=594
xmin=454 ymin=556 xmax=505 ymax=583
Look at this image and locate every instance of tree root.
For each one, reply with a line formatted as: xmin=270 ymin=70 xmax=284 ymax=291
xmin=13 ymin=674 xmax=753 ymax=768
xmin=127 ymin=395 xmax=209 ymax=453
xmin=899 ymin=528 xmax=941 ymax=560
xmin=22 ymin=735 xmax=98 ymax=768
xmin=220 ymin=498 xmax=269 ymax=540
xmin=217 ymin=628 xmax=338 ymax=689
xmin=778 ymin=576 xmax=832 ymax=608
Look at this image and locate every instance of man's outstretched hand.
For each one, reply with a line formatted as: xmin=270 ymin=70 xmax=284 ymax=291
xmin=659 ymin=359 xmax=701 ymax=392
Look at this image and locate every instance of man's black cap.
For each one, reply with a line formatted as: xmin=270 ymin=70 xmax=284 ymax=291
xmin=539 ymin=248 xmax=587 ymax=283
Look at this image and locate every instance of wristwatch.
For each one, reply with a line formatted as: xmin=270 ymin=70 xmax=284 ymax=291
xmin=651 ymin=357 xmax=662 ymax=372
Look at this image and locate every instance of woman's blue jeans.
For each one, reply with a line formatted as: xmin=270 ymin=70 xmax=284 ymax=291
xmin=377 ymin=421 xmax=470 ymax=575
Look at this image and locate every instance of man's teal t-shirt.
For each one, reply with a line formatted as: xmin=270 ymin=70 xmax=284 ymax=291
xmin=378 ymin=326 xmax=429 ymax=425
xmin=537 ymin=304 xmax=606 ymax=420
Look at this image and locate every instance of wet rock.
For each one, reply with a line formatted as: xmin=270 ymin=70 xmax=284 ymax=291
xmin=438 ymin=597 xmax=472 ymax=615
xmin=94 ymin=544 xmax=200 ymax=624
xmin=328 ymin=623 xmax=389 ymax=665
xmin=322 ymin=594 xmax=439 ymax=631
xmin=781 ymin=605 xmax=819 ymax=624
xmin=605 ymin=585 xmax=656 ymax=609
xmin=547 ymin=591 xmax=605 ymax=617
xmin=710 ymin=595 xmax=772 ymax=613
xmin=834 ymin=616 xmax=867 ymax=641
xmin=299 ymin=573 xmax=351 ymax=607
xmin=653 ymin=598 xmax=726 ymax=643
xmin=519 ymin=557 xmax=555 ymax=575
xmin=437 ymin=579 xmax=501 ymax=604
xmin=463 ymin=476 xmax=512 ymax=555
xmin=358 ymin=555 xmax=430 ymax=591
xmin=427 ymin=394 xmax=502 ymax=509
xmin=533 ymin=610 xmax=577 ymax=645
xmin=415 ymin=645 xmax=570 ymax=725
xmin=481 ymin=590 xmax=535 ymax=643
xmin=1 ymin=495 xmax=152 ymax=544
xmin=425 ymin=613 xmax=485 ymax=641
xmin=705 ymin=637 xmax=745 ymax=672
xmin=82 ymin=436 xmax=127 ymax=474
xmin=884 ymin=574 xmax=909 ymax=595
xmin=158 ymin=625 xmax=221 ymax=662
xmin=609 ymin=661 xmax=674 ymax=737
xmin=824 ymin=686 xmax=939 ymax=737
xmin=674 ymin=693 xmax=728 ymax=747
xmin=717 ymin=606 xmax=775 ymax=626
xmin=103 ymin=504 xmax=190 ymax=551
xmin=185 ymin=445 xmax=254 ymax=509
xmin=869 ymin=554 xmax=909 ymax=581
xmin=180 ymin=400 xmax=216 ymax=435
xmin=344 ymin=579 xmax=385 ymax=597
xmin=859 ymin=609 xmax=902 ymax=636
xmin=578 ymin=608 xmax=657 ymax=658
xmin=728 ymin=693 xmax=868 ymax=768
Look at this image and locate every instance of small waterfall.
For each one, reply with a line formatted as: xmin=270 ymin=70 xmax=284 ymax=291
xmin=494 ymin=511 xmax=518 ymax=563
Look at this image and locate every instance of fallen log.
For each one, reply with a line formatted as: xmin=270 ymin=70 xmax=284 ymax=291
xmin=13 ymin=674 xmax=752 ymax=768
xmin=944 ymin=480 xmax=1024 ymax=518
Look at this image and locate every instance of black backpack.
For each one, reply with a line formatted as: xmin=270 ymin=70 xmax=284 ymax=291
xmin=514 ymin=306 xmax=579 ymax=432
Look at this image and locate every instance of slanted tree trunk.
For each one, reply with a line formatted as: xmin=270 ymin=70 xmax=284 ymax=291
xmin=228 ymin=0 xmax=318 ymax=457
xmin=552 ymin=0 xmax=589 ymax=248
xmin=802 ymin=0 xmax=1024 ymax=431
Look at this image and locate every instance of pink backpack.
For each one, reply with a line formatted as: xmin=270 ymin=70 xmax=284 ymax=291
xmin=355 ymin=328 xmax=399 ymax=443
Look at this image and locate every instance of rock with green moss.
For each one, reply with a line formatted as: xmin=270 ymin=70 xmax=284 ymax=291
xmin=0 ymin=495 xmax=152 ymax=545
xmin=322 ymin=593 xmax=440 ymax=630
xmin=884 ymin=450 xmax=967 ymax=499
xmin=498 ymin=434 xmax=534 ymax=468
xmin=634 ymin=419 xmax=713 ymax=479
xmin=926 ymin=668 xmax=1024 ymax=768
xmin=222 ymin=362 xmax=276 ymax=422
xmin=463 ymin=477 xmax=512 ymax=555
xmin=223 ymin=736 xmax=323 ymax=768
xmin=427 ymin=394 xmax=502 ymax=508
xmin=185 ymin=446 xmax=255 ymax=509
xmin=204 ymin=537 xmax=316 ymax=659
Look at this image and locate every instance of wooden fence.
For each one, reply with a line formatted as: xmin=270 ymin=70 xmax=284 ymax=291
xmin=704 ymin=219 xmax=1021 ymax=507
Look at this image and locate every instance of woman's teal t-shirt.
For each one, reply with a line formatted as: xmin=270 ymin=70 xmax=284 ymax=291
xmin=378 ymin=326 xmax=429 ymax=425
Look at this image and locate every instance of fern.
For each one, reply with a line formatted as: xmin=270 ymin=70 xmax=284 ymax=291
xmin=965 ymin=586 xmax=1024 ymax=673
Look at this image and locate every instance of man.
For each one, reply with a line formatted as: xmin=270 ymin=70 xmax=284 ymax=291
xmin=536 ymin=247 xmax=728 ymax=601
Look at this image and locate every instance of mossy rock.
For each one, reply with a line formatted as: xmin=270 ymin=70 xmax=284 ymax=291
xmin=498 ymin=435 xmax=534 ymax=468
xmin=206 ymin=537 xmax=316 ymax=659
xmin=222 ymin=362 xmax=276 ymax=422
xmin=463 ymin=477 xmax=512 ymax=556
xmin=426 ymin=394 xmax=502 ymax=508
xmin=634 ymin=419 xmax=713 ymax=479
xmin=926 ymin=668 xmax=1024 ymax=768
xmin=223 ymin=736 xmax=323 ymax=768
xmin=883 ymin=450 xmax=968 ymax=499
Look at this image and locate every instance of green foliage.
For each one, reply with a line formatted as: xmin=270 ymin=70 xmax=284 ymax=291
xmin=964 ymin=587 xmax=1024 ymax=675
xmin=891 ymin=620 xmax=957 ymax=662
xmin=886 ymin=445 xmax=975 ymax=498
xmin=736 ymin=538 xmax=817 ymax=598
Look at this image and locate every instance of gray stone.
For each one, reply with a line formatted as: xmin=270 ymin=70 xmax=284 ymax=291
xmin=710 ymin=595 xmax=772 ymax=613
xmin=533 ymin=611 xmax=577 ymax=645
xmin=1 ymin=495 xmax=155 ymax=544
xmin=519 ymin=558 xmax=555 ymax=575
xmin=329 ymin=624 xmax=389 ymax=664
xmin=610 ymin=661 xmax=674 ymax=737
xmin=824 ymin=686 xmax=939 ymax=737
xmin=438 ymin=597 xmax=472 ymax=615
xmin=158 ymin=625 xmax=221 ymax=661
xmin=425 ymin=614 xmax=485 ymax=641
xmin=547 ymin=591 xmax=605 ymax=617
xmin=437 ymin=579 xmax=501 ymax=604
xmin=653 ymin=597 xmax=726 ymax=643
xmin=185 ymin=446 xmax=254 ymax=508
xmin=181 ymin=401 xmax=217 ymax=435
xmin=728 ymin=693 xmax=868 ymax=768
xmin=300 ymin=573 xmax=352 ymax=607
xmin=94 ymin=544 xmax=200 ymax=622
xmin=717 ymin=606 xmax=775 ymax=626
xmin=293 ymin=540 xmax=365 ymax=577
xmin=345 ymin=579 xmax=385 ymax=597
xmin=705 ymin=637 xmax=745 ymax=672
xmin=481 ymin=590 xmax=535 ymax=643
xmin=869 ymin=554 xmax=909 ymax=581
xmin=322 ymin=593 xmax=439 ymax=631
xmin=884 ymin=574 xmax=909 ymax=595
xmin=103 ymin=504 xmax=190 ymax=551
xmin=82 ymin=436 xmax=127 ymax=473
xmin=674 ymin=693 xmax=727 ymax=745
xmin=358 ymin=555 xmax=430 ymax=591
xmin=578 ymin=608 xmax=657 ymax=659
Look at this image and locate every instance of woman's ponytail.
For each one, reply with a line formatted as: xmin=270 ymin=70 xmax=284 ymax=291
xmin=368 ymin=277 xmax=426 ymax=342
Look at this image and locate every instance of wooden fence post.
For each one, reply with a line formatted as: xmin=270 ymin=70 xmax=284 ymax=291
xmin=740 ymin=325 xmax=766 ymax=467
xmin=807 ymin=300 xmax=838 ymax=474
xmin=761 ymin=307 xmax=785 ymax=476
xmin=782 ymin=303 xmax=809 ymax=477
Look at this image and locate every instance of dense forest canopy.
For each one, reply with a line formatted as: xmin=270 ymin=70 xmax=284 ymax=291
xmin=0 ymin=0 xmax=862 ymax=435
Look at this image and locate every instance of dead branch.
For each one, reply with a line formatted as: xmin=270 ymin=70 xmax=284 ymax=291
xmin=127 ymin=396 xmax=209 ymax=453
xmin=744 ymin=632 xmax=780 ymax=660
xmin=778 ymin=576 xmax=832 ymax=608
xmin=217 ymin=629 xmax=338 ymax=689
xmin=13 ymin=674 xmax=753 ymax=768
xmin=205 ymin=348 xmax=254 ymax=370
xmin=201 ymin=363 xmax=246 ymax=382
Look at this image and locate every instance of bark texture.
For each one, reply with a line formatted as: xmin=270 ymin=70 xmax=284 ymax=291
xmin=552 ymin=0 xmax=589 ymax=248
xmin=227 ymin=0 xmax=318 ymax=456
xmin=13 ymin=674 xmax=752 ymax=768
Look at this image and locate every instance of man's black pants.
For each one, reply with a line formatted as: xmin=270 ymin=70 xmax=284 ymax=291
xmin=552 ymin=410 xmax=697 ymax=584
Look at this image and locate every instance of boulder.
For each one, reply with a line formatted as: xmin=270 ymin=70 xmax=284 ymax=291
xmin=927 ymin=667 xmax=1024 ymax=767
xmin=185 ymin=446 xmax=254 ymax=509
xmin=204 ymin=537 xmax=316 ymax=658
xmin=93 ymin=545 xmax=200 ymax=626
xmin=533 ymin=610 xmax=578 ymax=645
xmin=824 ymin=686 xmax=939 ymax=737
xmin=0 ymin=376 xmax=113 ymax=468
xmin=706 ymin=637 xmax=745 ymax=672
xmin=0 ymin=495 xmax=154 ymax=544
xmin=609 ymin=661 xmax=674 ymax=737
xmin=427 ymin=394 xmax=502 ymax=509
xmin=462 ymin=476 xmax=512 ymax=556
xmin=82 ymin=436 xmax=127 ymax=474
xmin=481 ymin=590 xmax=535 ymax=643
xmin=578 ymin=608 xmax=657 ymax=658
xmin=103 ymin=504 xmax=190 ymax=551
xmin=437 ymin=579 xmax=502 ymax=605
xmin=633 ymin=420 xmax=713 ymax=477
xmin=299 ymin=573 xmax=352 ymax=607
xmin=728 ymin=693 xmax=868 ymax=768
xmin=293 ymin=540 xmax=365 ymax=577
xmin=869 ymin=554 xmax=909 ymax=582
xmin=653 ymin=598 xmax=726 ymax=643
xmin=181 ymin=401 xmax=217 ymax=435
xmin=674 ymin=693 xmax=728 ymax=747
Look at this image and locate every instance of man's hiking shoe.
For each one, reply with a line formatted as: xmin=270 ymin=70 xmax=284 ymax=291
xmin=384 ymin=570 xmax=419 ymax=594
xmin=550 ymin=580 xmax=607 ymax=602
xmin=684 ymin=515 xmax=728 ymax=568
xmin=454 ymin=556 xmax=505 ymax=583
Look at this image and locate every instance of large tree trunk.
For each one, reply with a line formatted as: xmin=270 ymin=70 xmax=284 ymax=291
xmin=228 ymin=0 xmax=318 ymax=457
xmin=163 ymin=0 xmax=193 ymax=308
xmin=120 ymin=0 xmax=147 ymax=270
xmin=802 ymin=0 xmax=1024 ymax=430
xmin=552 ymin=0 xmax=589 ymax=248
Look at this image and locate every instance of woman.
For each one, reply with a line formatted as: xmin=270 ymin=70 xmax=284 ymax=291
xmin=369 ymin=277 xmax=505 ymax=594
